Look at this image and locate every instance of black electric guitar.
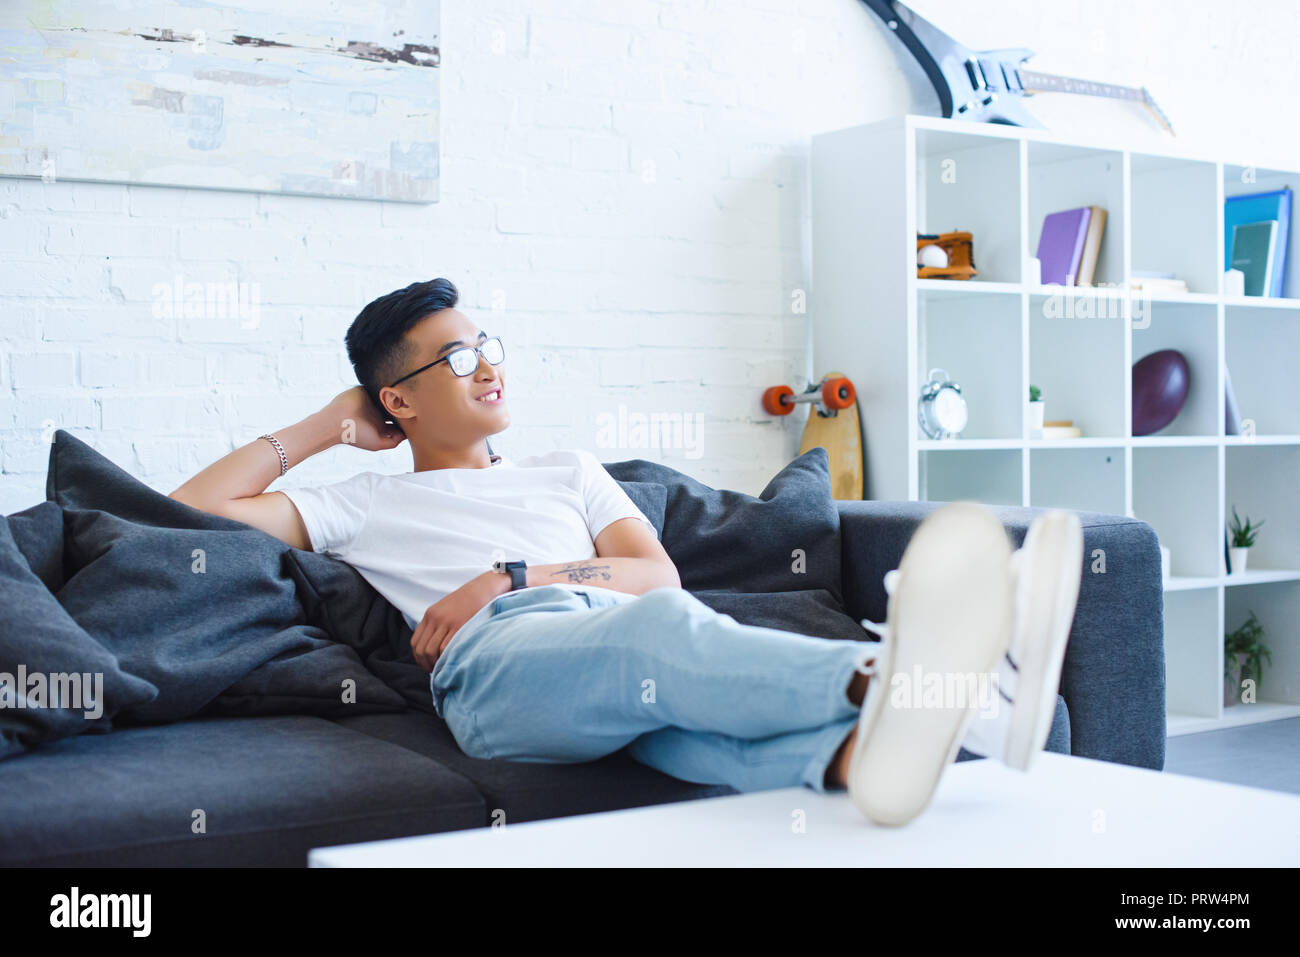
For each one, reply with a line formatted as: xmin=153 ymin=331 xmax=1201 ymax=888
xmin=860 ymin=0 xmax=1175 ymax=135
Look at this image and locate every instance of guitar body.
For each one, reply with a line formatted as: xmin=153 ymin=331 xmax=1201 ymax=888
xmin=861 ymin=0 xmax=1041 ymax=127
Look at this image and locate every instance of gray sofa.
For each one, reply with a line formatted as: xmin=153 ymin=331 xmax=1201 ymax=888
xmin=0 ymin=439 xmax=1165 ymax=867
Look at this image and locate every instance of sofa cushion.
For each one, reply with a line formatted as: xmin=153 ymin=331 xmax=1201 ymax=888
xmin=0 ymin=510 xmax=158 ymax=759
xmin=338 ymin=701 xmax=1071 ymax=816
xmin=334 ymin=711 xmax=735 ymax=825
xmin=605 ymin=447 xmax=844 ymax=604
xmin=0 ymin=715 xmax=485 ymax=866
xmin=688 ymin=588 xmax=868 ymax=641
xmin=613 ymin=480 xmax=668 ymax=537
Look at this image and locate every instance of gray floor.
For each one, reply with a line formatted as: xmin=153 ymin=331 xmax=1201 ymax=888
xmin=1164 ymin=717 xmax=1300 ymax=795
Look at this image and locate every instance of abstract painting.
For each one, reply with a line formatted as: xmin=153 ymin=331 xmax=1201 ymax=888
xmin=0 ymin=0 xmax=440 ymax=202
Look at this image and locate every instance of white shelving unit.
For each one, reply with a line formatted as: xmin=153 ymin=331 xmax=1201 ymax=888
xmin=811 ymin=114 xmax=1300 ymax=738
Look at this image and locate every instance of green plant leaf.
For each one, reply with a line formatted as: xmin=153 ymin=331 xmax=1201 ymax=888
xmin=1228 ymin=506 xmax=1264 ymax=547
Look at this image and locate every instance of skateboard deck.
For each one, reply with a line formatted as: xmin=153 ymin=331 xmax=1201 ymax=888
xmin=762 ymin=371 xmax=864 ymax=500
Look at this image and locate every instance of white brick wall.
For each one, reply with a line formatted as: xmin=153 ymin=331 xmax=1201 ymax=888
xmin=3 ymin=0 xmax=1298 ymax=514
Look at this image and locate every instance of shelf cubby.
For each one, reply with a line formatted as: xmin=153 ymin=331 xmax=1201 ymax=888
xmin=917 ymin=289 xmax=1021 ymax=440
xmin=1164 ymin=588 xmax=1223 ymax=719
xmin=1225 ymin=444 xmax=1300 ymax=575
xmin=919 ymin=448 xmax=1021 ymax=506
xmin=1132 ymin=446 xmax=1221 ymax=579
xmin=1131 ymin=301 xmax=1219 ymax=438
xmin=915 ymin=128 xmax=1022 ymax=285
xmin=1027 ymin=142 xmax=1125 ymax=287
xmin=1029 ymin=446 xmax=1124 ymax=514
xmin=1029 ymin=292 xmax=1126 ymax=439
xmin=1225 ymin=582 xmax=1300 ymax=706
xmin=1225 ymin=306 xmax=1300 ymax=436
xmin=1131 ymin=153 xmax=1220 ymax=295
xmin=1222 ymin=162 xmax=1300 ymax=300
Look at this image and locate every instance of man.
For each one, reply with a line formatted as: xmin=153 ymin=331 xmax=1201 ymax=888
xmin=170 ymin=278 xmax=1082 ymax=826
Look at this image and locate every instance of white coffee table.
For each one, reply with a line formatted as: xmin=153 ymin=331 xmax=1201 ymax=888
xmin=308 ymin=753 xmax=1300 ymax=867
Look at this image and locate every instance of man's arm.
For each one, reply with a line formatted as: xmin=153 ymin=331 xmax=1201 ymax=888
xmin=528 ymin=516 xmax=680 ymax=594
xmin=472 ymin=516 xmax=680 ymax=608
xmin=415 ymin=517 xmax=680 ymax=671
xmin=168 ymin=387 xmax=405 ymax=550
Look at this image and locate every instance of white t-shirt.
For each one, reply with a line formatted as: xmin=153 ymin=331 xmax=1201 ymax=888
xmin=281 ymin=449 xmax=657 ymax=631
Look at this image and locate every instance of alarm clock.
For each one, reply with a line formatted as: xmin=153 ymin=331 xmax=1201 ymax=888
xmin=917 ymin=368 xmax=968 ymax=439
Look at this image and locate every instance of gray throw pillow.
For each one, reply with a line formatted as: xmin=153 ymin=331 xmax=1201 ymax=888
xmin=604 ymin=447 xmax=844 ymax=605
xmin=0 ymin=509 xmax=158 ymax=759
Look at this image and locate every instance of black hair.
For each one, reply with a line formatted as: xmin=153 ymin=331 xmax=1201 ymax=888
xmin=346 ymin=278 xmax=459 ymax=426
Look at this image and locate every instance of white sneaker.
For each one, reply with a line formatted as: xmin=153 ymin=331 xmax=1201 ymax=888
xmin=961 ymin=511 xmax=1083 ymax=770
xmin=846 ymin=502 xmax=1014 ymax=826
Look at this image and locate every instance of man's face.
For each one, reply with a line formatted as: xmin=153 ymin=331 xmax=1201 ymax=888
xmin=380 ymin=307 xmax=509 ymax=445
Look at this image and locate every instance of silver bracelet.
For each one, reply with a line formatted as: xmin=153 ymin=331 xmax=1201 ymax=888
xmin=260 ymin=434 xmax=288 ymax=476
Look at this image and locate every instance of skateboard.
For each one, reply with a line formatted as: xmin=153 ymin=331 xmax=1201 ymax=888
xmin=762 ymin=371 xmax=865 ymax=500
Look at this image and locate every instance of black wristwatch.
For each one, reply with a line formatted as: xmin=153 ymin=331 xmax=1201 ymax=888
xmin=492 ymin=559 xmax=528 ymax=591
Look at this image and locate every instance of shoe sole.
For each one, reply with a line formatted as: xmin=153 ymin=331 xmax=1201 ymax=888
xmin=847 ymin=502 xmax=1014 ymax=826
xmin=1004 ymin=512 xmax=1083 ymax=770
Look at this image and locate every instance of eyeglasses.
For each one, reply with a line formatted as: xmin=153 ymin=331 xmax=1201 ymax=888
xmin=389 ymin=336 xmax=505 ymax=387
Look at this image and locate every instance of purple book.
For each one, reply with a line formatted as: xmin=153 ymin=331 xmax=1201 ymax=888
xmin=1037 ymin=207 xmax=1092 ymax=285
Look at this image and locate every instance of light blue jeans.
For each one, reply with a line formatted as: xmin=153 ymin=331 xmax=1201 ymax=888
xmin=429 ymin=583 xmax=878 ymax=793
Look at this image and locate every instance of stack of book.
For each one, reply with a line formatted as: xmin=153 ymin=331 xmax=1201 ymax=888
xmin=1225 ymin=188 xmax=1291 ymax=297
xmin=1041 ymin=420 xmax=1082 ymax=439
xmin=1036 ymin=205 xmax=1107 ymax=286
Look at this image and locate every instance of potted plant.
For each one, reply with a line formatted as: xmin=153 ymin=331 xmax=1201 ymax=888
xmin=1227 ymin=506 xmax=1264 ymax=574
xmin=1028 ymin=384 xmax=1045 ymax=437
xmin=1224 ymin=611 xmax=1272 ymax=706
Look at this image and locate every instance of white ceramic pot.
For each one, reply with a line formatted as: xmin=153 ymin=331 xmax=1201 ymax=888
xmin=1229 ymin=546 xmax=1249 ymax=574
xmin=1028 ymin=400 xmax=1045 ymax=437
xmin=1224 ymin=652 xmax=1250 ymax=707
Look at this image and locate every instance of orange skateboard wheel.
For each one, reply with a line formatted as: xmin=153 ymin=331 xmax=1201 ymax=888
xmin=762 ymin=384 xmax=795 ymax=416
xmin=821 ymin=376 xmax=855 ymax=411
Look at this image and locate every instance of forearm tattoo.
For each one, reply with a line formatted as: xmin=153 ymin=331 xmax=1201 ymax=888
xmin=550 ymin=561 xmax=613 ymax=584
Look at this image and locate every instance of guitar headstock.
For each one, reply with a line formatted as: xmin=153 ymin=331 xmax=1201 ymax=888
xmin=1140 ymin=87 xmax=1176 ymax=136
